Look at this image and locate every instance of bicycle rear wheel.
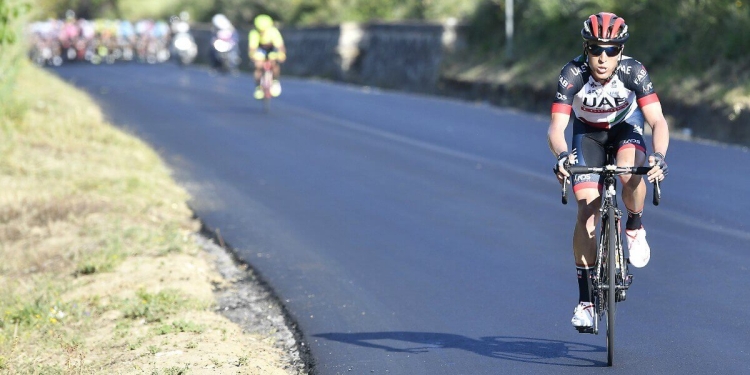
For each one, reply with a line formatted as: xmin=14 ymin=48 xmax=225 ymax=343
xmin=606 ymin=206 xmax=617 ymax=366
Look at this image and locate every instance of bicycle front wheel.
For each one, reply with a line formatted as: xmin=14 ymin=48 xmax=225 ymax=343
xmin=606 ymin=206 xmax=617 ymax=366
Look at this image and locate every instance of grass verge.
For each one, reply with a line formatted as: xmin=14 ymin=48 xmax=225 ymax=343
xmin=0 ymin=63 xmax=290 ymax=374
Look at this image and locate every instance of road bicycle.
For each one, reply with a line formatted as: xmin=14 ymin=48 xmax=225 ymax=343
xmin=258 ymin=59 xmax=276 ymax=113
xmin=560 ymin=159 xmax=660 ymax=366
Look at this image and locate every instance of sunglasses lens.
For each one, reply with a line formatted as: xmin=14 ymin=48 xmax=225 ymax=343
xmin=588 ymin=45 xmax=621 ymax=57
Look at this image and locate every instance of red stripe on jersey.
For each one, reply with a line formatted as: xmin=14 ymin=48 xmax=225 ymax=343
xmin=579 ymin=117 xmax=610 ymax=129
xmin=552 ymin=103 xmax=572 ymax=115
xmin=637 ymin=93 xmax=660 ymax=107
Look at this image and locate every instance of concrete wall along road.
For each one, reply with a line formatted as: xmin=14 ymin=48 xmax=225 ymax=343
xmin=192 ymin=21 xmax=466 ymax=92
xmin=283 ymin=21 xmax=465 ymax=92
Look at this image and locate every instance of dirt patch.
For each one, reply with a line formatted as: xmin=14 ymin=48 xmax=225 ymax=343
xmin=45 ymin=233 xmax=309 ymax=374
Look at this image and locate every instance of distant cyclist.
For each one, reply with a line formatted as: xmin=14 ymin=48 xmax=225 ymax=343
xmin=248 ymin=14 xmax=286 ymax=99
xmin=546 ymin=12 xmax=670 ymax=330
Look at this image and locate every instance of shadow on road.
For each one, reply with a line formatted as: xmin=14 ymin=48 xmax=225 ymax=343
xmin=314 ymin=331 xmax=606 ymax=367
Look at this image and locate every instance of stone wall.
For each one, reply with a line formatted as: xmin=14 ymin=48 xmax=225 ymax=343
xmin=282 ymin=21 xmax=466 ymax=91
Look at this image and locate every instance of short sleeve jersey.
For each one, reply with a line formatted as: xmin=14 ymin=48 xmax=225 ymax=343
xmin=552 ymin=55 xmax=659 ymax=129
xmin=249 ymin=27 xmax=284 ymax=50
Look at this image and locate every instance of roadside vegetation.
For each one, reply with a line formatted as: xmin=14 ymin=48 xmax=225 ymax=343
xmin=456 ymin=0 xmax=750 ymax=116
xmin=0 ymin=52 xmax=290 ymax=375
xmin=2 ymin=0 xmax=296 ymax=371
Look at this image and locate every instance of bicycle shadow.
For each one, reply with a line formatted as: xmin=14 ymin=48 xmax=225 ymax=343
xmin=314 ymin=331 xmax=607 ymax=367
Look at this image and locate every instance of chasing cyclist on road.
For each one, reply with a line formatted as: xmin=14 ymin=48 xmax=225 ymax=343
xmin=248 ymin=14 xmax=286 ymax=99
xmin=546 ymin=12 xmax=670 ymax=330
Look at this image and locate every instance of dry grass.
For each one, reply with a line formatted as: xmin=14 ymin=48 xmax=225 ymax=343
xmin=0 ymin=63 xmax=291 ymax=374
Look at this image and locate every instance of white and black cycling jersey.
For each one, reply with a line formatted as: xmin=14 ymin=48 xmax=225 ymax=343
xmin=552 ymin=55 xmax=659 ymax=129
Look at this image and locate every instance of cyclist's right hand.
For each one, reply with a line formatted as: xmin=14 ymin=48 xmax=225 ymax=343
xmin=554 ymin=151 xmax=572 ymax=182
xmin=252 ymin=51 xmax=266 ymax=61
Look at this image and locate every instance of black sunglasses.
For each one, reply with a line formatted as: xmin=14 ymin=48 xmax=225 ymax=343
xmin=587 ymin=44 xmax=622 ymax=57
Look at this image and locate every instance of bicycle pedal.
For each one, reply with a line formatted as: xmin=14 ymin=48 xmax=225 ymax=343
xmin=575 ymin=326 xmax=595 ymax=334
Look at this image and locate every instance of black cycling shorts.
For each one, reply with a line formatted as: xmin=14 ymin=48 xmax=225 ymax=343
xmin=256 ymin=45 xmax=277 ymax=59
xmin=570 ymin=117 xmax=647 ymax=192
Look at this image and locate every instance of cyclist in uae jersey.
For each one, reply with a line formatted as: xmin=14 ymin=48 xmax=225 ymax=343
xmin=546 ymin=12 xmax=670 ymax=330
xmin=249 ymin=14 xmax=286 ymax=99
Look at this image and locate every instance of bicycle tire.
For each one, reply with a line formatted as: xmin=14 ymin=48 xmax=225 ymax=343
xmin=606 ymin=206 xmax=617 ymax=366
xmin=262 ymin=70 xmax=273 ymax=114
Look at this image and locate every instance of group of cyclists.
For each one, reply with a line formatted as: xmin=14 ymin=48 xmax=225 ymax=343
xmin=27 ymin=11 xmax=175 ymax=66
xmin=28 ymin=11 xmax=288 ymax=101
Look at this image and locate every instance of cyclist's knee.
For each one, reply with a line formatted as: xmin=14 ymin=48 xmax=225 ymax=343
xmin=619 ymin=173 xmax=643 ymax=187
xmin=616 ymin=147 xmax=646 ymax=167
xmin=576 ymin=204 xmax=598 ymax=224
xmin=575 ymin=192 xmax=600 ymax=222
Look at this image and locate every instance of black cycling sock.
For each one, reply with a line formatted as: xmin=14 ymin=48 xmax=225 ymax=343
xmin=626 ymin=209 xmax=643 ymax=230
xmin=577 ymin=266 xmax=594 ymax=303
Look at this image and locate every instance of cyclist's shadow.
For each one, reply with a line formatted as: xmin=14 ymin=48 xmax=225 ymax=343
xmin=314 ymin=331 xmax=606 ymax=367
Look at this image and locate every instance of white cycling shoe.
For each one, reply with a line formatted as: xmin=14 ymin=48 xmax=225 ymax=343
xmin=270 ymin=80 xmax=282 ymax=97
xmin=571 ymin=302 xmax=595 ymax=328
xmin=626 ymin=227 xmax=651 ymax=268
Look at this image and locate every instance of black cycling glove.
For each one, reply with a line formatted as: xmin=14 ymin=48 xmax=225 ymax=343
xmin=650 ymin=152 xmax=668 ymax=177
xmin=554 ymin=151 xmax=570 ymax=174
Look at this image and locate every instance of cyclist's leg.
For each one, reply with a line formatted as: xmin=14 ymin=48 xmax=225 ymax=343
xmin=612 ymin=117 xmax=648 ymax=225
xmin=267 ymin=49 xmax=282 ymax=97
xmin=254 ymin=59 xmax=264 ymax=83
xmin=571 ymin=119 xmax=609 ymax=266
xmin=570 ymin=120 xmax=607 ymax=322
xmin=254 ymin=47 xmax=269 ymax=84
xmin=612 ymin=114 xmax=651 ymax=266
xmin=273 ymin=58 xmax=281 ymax=79
xmin=573 ymin=190 xmax=600 ymax=266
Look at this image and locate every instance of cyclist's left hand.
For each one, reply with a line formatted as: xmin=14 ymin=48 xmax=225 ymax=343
xmin=647 ymin=152 xmax=668 ymax=182
xmin=553 ymin=151 xmax=572 ymax=184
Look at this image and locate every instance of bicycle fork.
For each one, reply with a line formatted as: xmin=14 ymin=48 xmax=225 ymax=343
xmin=600 ymin=183 xmax=633 ymax=303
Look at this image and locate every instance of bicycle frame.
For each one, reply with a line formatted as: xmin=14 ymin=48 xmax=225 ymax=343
xmin=561 ymin=162 xmax=658 ymax=366
xmin=258 ymin=59 xmax=276 ymax=113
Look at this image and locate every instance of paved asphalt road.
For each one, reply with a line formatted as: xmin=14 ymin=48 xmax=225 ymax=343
xmin=52 ymin=64 xmax=750 ymax=374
